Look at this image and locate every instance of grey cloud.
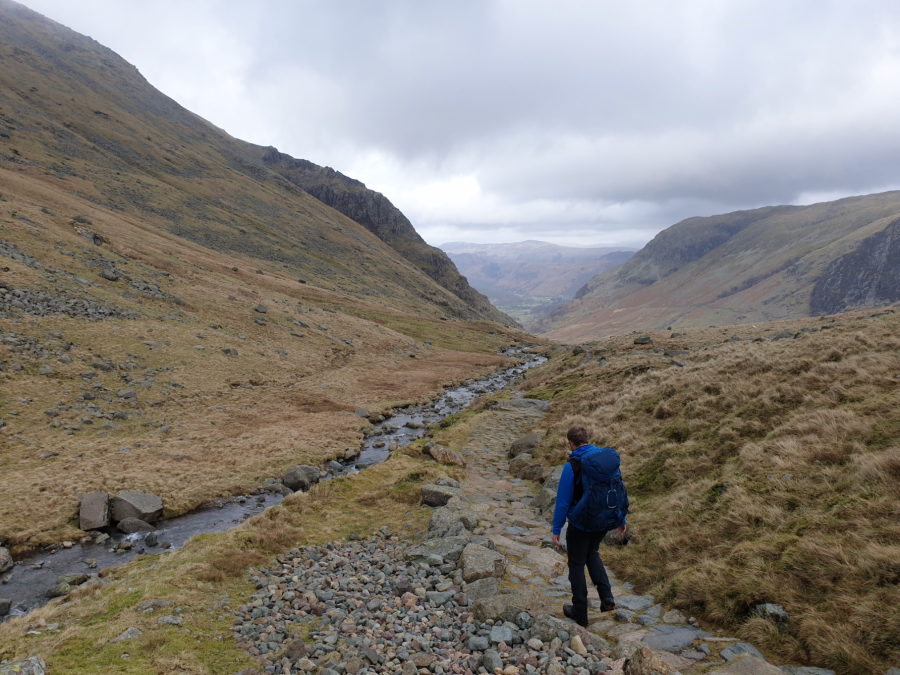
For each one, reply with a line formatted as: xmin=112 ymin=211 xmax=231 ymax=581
xmin=22 ymin=0 xmax=900 ymax=245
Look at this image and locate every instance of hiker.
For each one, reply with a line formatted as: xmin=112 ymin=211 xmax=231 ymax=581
xmin=551 ymin=425 xmax=629 ymax=627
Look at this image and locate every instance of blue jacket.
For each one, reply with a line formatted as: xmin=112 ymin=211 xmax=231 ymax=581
xmin=552 ymin=444 xmax=626 ymax=535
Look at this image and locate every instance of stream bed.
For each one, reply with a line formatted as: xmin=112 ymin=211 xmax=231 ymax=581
xmin=0 ymin=348 xmax=546 ymax=619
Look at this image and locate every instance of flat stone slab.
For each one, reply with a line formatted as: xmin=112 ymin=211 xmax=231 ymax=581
xmin=722 ymin=643 xmax=765 ymax=661
xmin=0 ymin=658 xmax=47 ymax=675
xmin=407 ymin=535 xmax=470 ymax=562
xmin=642 ymin=624 xmax=711 ymax=652
xmin=616 ymin=594 xmax=655 ymax=611
xmin=710 ymin=656 xmax=786 ymax=675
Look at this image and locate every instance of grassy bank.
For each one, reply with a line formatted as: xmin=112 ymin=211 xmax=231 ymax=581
xmin=0 ymin=449 xmax=463 ymax=673
xmin=520 ymin=310 xmax=900 ymax=674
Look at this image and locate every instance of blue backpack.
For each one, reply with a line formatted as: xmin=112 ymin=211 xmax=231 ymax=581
xmin=568 ymin=446 xmax=629 ymax=533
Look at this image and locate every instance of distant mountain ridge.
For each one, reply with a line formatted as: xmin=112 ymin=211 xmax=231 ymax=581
xmin=538 ymin=191 xmax=900 ymax=341
xmin=440 ymin=240 xmax=635 ymax=328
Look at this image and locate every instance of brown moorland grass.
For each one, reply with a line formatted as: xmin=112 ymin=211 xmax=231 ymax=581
xmin=0 ymin=201 xmax=529 ymax=548
xmin=521 ymin=311 xmax=900 ymax=674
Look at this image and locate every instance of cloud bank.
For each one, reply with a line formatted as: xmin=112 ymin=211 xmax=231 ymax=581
xmin=22 ymin=0 xmax=900 ymax=246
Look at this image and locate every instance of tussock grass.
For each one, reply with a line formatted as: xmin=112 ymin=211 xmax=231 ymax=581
xmin=523 ymin=311 xmax=900 ymax=674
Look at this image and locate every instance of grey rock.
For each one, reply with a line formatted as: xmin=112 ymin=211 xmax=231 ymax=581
xmin=722 ymin=643 xmax=765 ymax=662
xmin=254 ymin=304 xmax=267 ymax=313
xmin=616 ymin=594 xmax=655 ymax=611
xmin=117 ymin=388 xmax=137 ymax=399
xmin=532 ymin=613 xmax=576 ymax=641
xmin=354 ymin=407 xmax=370 ymax=418
xmin=283 ymin=465 xmax=320 ymax=492
xmin=425 ymin=590 xmax=454 ymax=606
xmin=636 ymin=614 xmax=658 ymax=626
xmin=616 ymin=608 xmax=635 ymax=622
xmin=641 ymin=624 xmax=711 ymax=652
xmin=482 ymin=650 xmax=503 ymax=672
xmin=112 ymin=627 xmax=143 ymax=643
xmin=0 ymin=546 xmax=13 ymax=574
xmin=0 ymin=658 xmax=47 ymax=675
xmin=158 ymin=615 xmax=183 ymax=626
xmin=57 ymin=573 xmax=88 ymax=586
xmin=634 ymin=335 xmax=653 ymax=345
xmin=46 ymin=582 xmax=71 ymax=598
xmin=117 ymin=517 xmax=156 ymax=533
xmin=490 ymin=623 xmax=514 ymax=644
xmin=510 ymin=432 xmax=542 ymax=457
xmin=435 ymin=476 xmax=461 ymax=489
xmin=459 ymin=543 xmax=507 ymax=582
xmin=79 ymin=491 xmax=109 ymax=530
xmin=222 ymin=347 xmax=238 ymax=356
xmin=465 ymin=577 xmax=500 ymax=600
xmin=110 ymin=490 xmax=163 ymax=523
xmin=0 ymin=598 xmax=10 ymax=616
xmin=468 ymin=635 xmax=489 ymax=651
xmin=661 ymin=609 xmax=688 ymax=624
xmin=407 ymin=535 xmax=470 ymax=563
xmin=421 ymin=483 xmax=466 ymax=506
xmin=754 ymin=603 xmax=789 ymax=625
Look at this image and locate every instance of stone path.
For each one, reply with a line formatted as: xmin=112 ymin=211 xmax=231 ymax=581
xmin=229 ymin=397 xmax=833 ymax=675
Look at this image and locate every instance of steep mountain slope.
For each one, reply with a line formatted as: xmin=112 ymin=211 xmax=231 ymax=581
xmin=251 ymin=147 xmax=515 ymax=326
xmin=0 ymin=0 xmax=532 ymax=549
xmin=0 ymin=0 xmax=512 ymax=326
xmin=538 ymin=192 xmax=900 ymax=341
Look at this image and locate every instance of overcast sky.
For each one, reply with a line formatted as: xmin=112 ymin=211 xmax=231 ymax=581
xmin=22 ymin=0 xmax=900 ymax=248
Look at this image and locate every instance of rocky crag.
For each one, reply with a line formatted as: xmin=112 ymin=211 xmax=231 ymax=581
xmin=253 ymin=147 xmax=515 ymax=328
xmin=224 ymin=397 xmax=837 ymax=675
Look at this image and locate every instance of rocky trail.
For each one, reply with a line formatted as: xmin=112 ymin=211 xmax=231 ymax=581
xmin=227 ymin=397 xmax=831 ymax=675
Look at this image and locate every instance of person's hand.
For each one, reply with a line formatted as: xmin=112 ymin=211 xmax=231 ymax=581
xmin=552 ymin=534 xmax=560 ymax=547
xmin=616 ymin=524 xmax=627 ymax=535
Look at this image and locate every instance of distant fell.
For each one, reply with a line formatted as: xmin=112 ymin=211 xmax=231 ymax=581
xmin=539 ymin=191 xmax=900 ymax=341
xmin=440 ymin=240 xmax=635 ymax=329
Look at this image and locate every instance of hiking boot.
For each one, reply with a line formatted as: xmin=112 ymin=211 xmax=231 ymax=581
xmin=563 ymin=602 xmax=588 ymax=627
xmin=600 ymin=597 xmax=616 ymax=612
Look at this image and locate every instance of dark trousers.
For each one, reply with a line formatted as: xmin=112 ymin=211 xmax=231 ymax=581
xmin=566 ymin=525 xmax=613 ymax=625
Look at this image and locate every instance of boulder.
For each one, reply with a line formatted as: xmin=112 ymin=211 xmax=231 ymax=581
xmin=532 ymin=465 xmax=565 ymax=512
xmin=510 ymin=432 xmax=542 ymax=457
xmin=521 ymin=546 xmax=567 ymax=579
xmin=428 ymin=506 xmax=477 ymax=538
xmin=624 ymin=645 xmax=678 ymax=675
xmin=465 ymin=577 xmax=500 ymax=600
xmin=112 ymin=627 xmax=143 ymax=643
xmin=0 ymin=546 xmax=12 ymax=574
xmin=407 ymin=535 xmax=470 ymax=562
xmin=46 ymin=582 xmax=71 ymax=598
xmin=421 ymin=484 xmax=466 ymax=506
xmin=532 ymin=614 xmax=576 ymax=641
xmin=57 ymin=573 xmax=88 ymax=586
xmin=436 ymin=476 xmax=461 ymax=488
xmin=459 ymin=543 xmax=507 ymax=582
xmin=472 ymin=595 xmax=523 ymax=623
xmin=283 ymin=465 xmax=320 ymax=492
xmin=519 ymin=464 xmax=553 ymax=482
xmin=117 ymin=517 xmax=156 ymax=534
xmin=0 ymin=658 xmax=47 ymax=675
xmin=354 ymin=408 xmax=370 ymax=418
xmin=78 ymin=491 xmax=109 ymax=530
xmin=661 ymin=609 xmax=687 ymax=624
xmin=0 ymin=598 xmax=10 ymax=616
xmin=110 ymin=490 xmax=163 ymax=523
xmin=753 ymin=603 xmax=789 ymax=627
xmin=509 ymin=453 xmax=533 ymax=475
xmin=634 ymin=335 xmax=653 ymax=345
xmin=425 ymin=444 xmax=467 ymax=467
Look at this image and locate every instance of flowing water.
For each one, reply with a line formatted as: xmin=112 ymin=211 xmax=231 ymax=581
xmin=0 ymin=348 xmax=546 ymax=619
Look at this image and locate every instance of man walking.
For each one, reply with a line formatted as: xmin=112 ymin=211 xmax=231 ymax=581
xmin=551 ymin=425 xmax=628 ymax=627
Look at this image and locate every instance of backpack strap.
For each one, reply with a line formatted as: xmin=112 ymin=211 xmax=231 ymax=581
xmin=567 ymin=456 xmax=583 ymax=507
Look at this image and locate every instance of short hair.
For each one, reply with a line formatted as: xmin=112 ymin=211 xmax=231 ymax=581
xmin=567 ymin=425 xmax=589 ymax=447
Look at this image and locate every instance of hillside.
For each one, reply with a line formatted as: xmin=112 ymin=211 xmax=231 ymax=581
xmin=0 ymin=0 xmax=530 ymax=549
xmin=0 ymin=0 xmax=511 ymax=327
xmin=518 ymin=310 xmax=900 ymax=674
xmin=441 ymin=240 xmax=634 ymax=328
xmin=537 ymin=192 xmax=900 ymax=341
